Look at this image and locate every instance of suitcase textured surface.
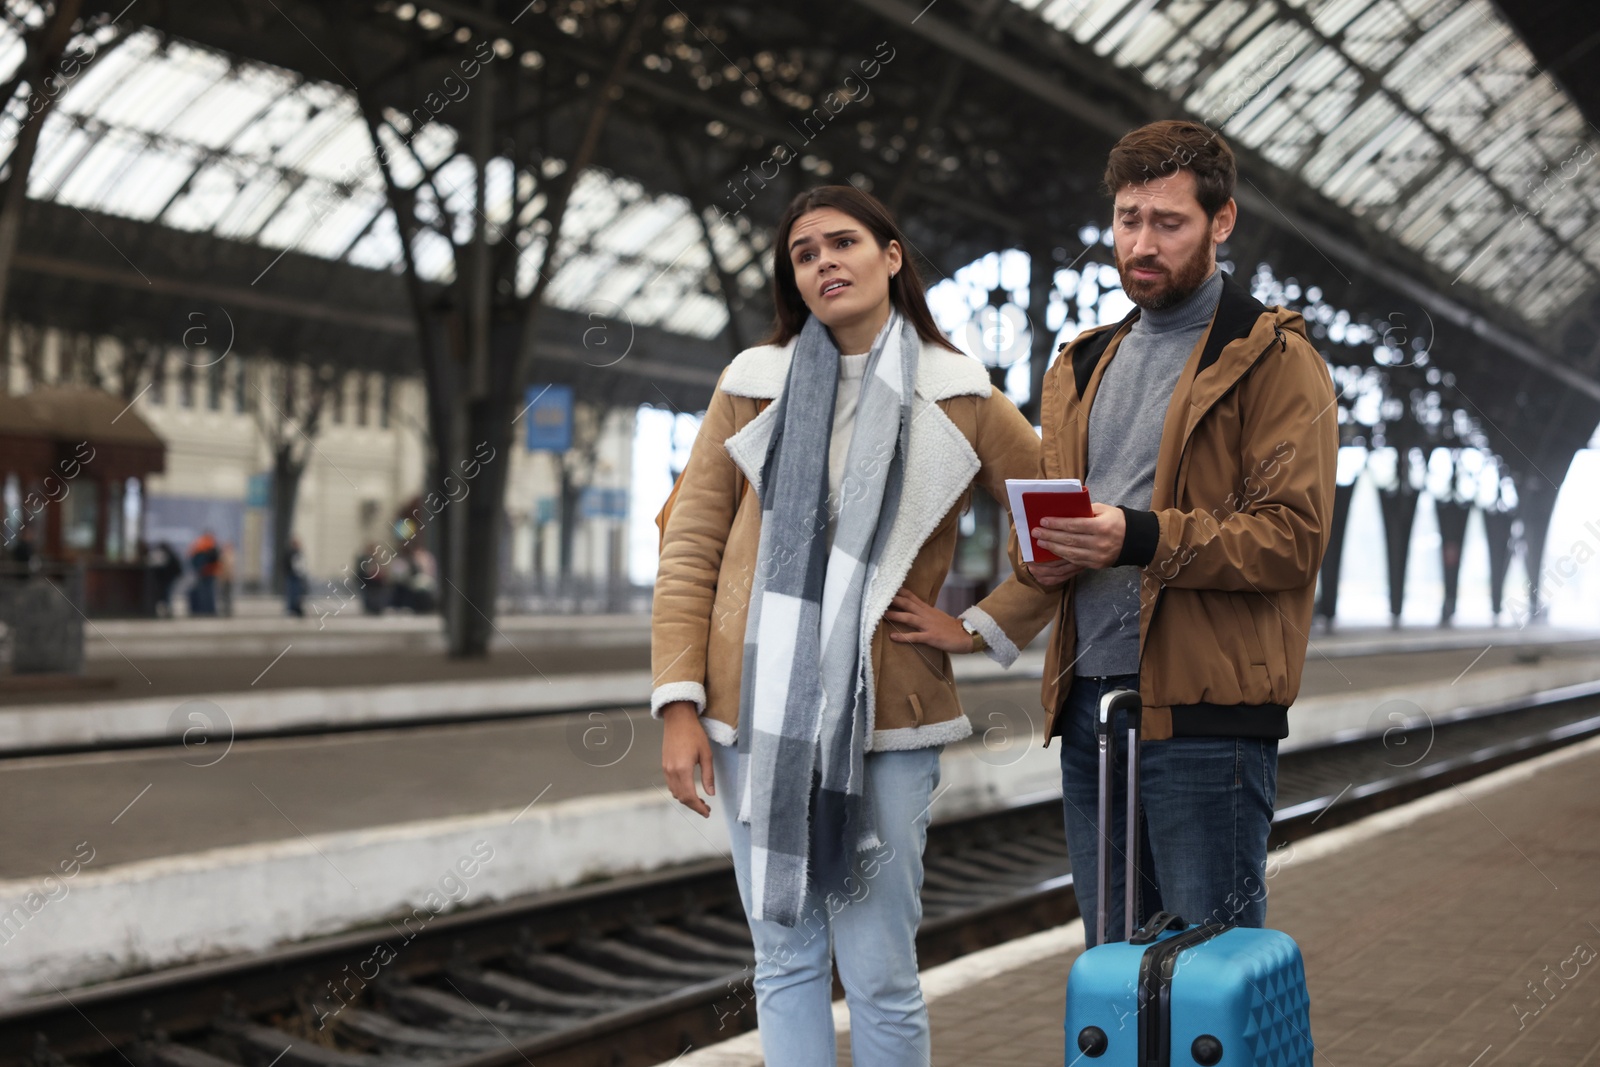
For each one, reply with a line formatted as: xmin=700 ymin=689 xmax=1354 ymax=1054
xmin=1064 ymin=922 xmax=1314 ymax=1065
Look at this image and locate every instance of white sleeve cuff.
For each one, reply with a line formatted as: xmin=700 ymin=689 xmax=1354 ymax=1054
xmin=959 ymin=605 xmax=1021 ymax=668
xmin=651 ymin=680 xmax=707 ymax=719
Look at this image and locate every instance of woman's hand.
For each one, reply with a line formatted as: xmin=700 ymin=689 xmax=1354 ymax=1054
xmin=885 ymin=587 xmax=972 ymax=653
xmin=661 ymin=702 xmax=715 ymax=817
xmin=1025 ymin=558 xmax=1085 ymax=588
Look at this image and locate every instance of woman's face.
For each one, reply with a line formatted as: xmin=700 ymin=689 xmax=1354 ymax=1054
xmin=786 ymin=207 xmax=902 ymax=338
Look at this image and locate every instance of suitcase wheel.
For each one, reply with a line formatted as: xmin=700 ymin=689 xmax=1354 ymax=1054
xmin=1075 ymin=1026 xmax=1108 ymax=1057
xmin=1190 ymin=1034 xmax=1223 ymax=1065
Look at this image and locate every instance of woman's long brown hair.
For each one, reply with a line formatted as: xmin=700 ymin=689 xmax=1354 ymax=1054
xmin=762 ymin=185 xmax=960 ymax=352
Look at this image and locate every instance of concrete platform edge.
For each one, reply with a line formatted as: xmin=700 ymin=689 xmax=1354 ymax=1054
xmin=8 ymin=639 xmax=1598 ymax=755
xmin=0 ymin=736 xmax=1065 ymax=1002
xmin=1282 ymin=654 xmax=1600 ymax=752
xmin=0 ymin=788 xmax=728 ymax=1000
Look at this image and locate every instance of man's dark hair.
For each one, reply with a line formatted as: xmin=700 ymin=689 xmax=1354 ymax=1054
xmin=1103 ymin=120 xmax=1237 ymax=218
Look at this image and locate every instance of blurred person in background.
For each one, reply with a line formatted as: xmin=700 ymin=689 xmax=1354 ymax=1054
xmin=283 ymin=536 xmax=307 ymax=617
xmin=402 ymin=543 xmax=437 ymax=613
xmin=217 ymin=541 xmax=236 ymax=616
xmin=356 ymin=543 xmax=388 ymax=615
xmin=149 ymin=541 xmax=182 ymax=616
xmin=387 ymin=548 xmax=414 ymax=612
xmin=7 ymin=527 xmax=36 ymax=575
xmin=187 ymin=530 xmax=219 ymax=616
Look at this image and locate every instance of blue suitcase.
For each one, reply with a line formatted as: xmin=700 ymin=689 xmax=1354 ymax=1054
xmin=1063 ymin=690 xmax=1314 ymax=1066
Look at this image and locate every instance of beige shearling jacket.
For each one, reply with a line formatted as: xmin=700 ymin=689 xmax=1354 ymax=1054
xmin=651 ymin=336 xmax=1061 ymax=751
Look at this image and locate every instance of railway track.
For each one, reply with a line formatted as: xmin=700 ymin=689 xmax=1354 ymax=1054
xmin=8 ymin=684 xmax=1600 ymax=1067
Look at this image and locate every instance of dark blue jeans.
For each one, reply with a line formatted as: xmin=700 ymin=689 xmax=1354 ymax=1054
xmin=284 ymin=573 xmax=305 ymax=617
xmin=1059 ymin=674 xmax=1278 ymax=948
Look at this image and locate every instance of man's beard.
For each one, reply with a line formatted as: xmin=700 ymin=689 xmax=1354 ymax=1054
xmin=1116 ymin=236 xmax=1213 ymax=311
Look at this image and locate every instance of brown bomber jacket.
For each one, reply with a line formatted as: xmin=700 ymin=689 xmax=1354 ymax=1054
xmin=1013 ymin=271 xmax=1339 ymax=742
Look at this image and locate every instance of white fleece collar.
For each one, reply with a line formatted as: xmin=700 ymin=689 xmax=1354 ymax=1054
xmin=719 ymin=336 xmax=994 ymax=403
xmin=720 ymin=333 xmax=988 ymax=746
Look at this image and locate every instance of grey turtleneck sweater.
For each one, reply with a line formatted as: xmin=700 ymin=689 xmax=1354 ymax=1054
xmin=1073 ymin=268 xmax=1223 ymax=677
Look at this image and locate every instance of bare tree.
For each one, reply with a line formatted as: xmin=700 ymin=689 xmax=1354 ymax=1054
xmin=246 ymin=358 xmax=341 ymax=593
xmin=0 ymin=4 xmax=128 ymax=327
xmin=353 ymin=0 xmax=657 ymax=657
xmin=114 ymin=336 xmax=161 ymax=403
xmin=555 ymin=400 xmax=609 ymax=589
xmin=13 ymin=321 xmax=43 ymax=388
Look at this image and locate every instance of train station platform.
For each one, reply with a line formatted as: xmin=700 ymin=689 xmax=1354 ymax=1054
xmin=3 ymin=625 xmax=1598 ymax=1005
xmin=3 ymin=618 xmax=1597 ymax=752
xmin=675 ymin=733 xmax=1600 ymax=1067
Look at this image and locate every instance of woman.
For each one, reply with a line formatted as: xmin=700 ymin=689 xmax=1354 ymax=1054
xmin=652 ymin=185 xmax=1057 ymax=1065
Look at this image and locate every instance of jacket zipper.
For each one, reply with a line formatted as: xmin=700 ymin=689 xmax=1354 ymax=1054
xmin=1138 ymin=326 xmax=1287 ymax=671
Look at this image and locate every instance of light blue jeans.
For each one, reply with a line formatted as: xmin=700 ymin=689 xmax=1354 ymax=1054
xmin=712 ymin=741 xmax=941 ymax=1067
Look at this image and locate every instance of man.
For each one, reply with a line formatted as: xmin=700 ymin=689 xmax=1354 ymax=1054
xmin=8 ymin=528 xmax=36 ymax=573
xmin=150 ymin=541 xmax=183 ymax=617
xmin=283 ymin=536 xmax=307 ymax=617
xmin=1014 ymin=120 xmax=1337 ymax=945
xmin=187 ymin=530 xmax=220 ymax=616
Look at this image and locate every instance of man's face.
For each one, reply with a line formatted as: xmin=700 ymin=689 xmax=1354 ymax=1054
xmin=1111 ymin=169 xmax=1234 ymax=310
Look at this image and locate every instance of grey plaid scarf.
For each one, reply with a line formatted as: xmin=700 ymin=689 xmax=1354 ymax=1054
xmin=735 ymin=309 xmax=918 ymax=926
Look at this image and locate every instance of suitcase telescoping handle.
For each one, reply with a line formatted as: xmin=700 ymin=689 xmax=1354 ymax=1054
xmin=1094 ymin=688 xmax=1143 ymax=946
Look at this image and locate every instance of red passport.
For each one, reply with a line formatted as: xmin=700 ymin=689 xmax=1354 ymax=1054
xmin=1021 ymin=489 xmax=1093 ymax=562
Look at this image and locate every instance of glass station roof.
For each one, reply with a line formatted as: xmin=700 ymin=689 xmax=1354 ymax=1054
xmin=1015 ymin=0 xmax=1600 ymax=325
xmin=0 ymin=1 xmax=1591 ymax=339
xmin=0 ymin=22 xmax=763 ymax=339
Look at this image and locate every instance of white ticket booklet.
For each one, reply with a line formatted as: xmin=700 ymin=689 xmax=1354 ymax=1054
xmin=1005 ymin=478 xmax=1090 ymax=563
